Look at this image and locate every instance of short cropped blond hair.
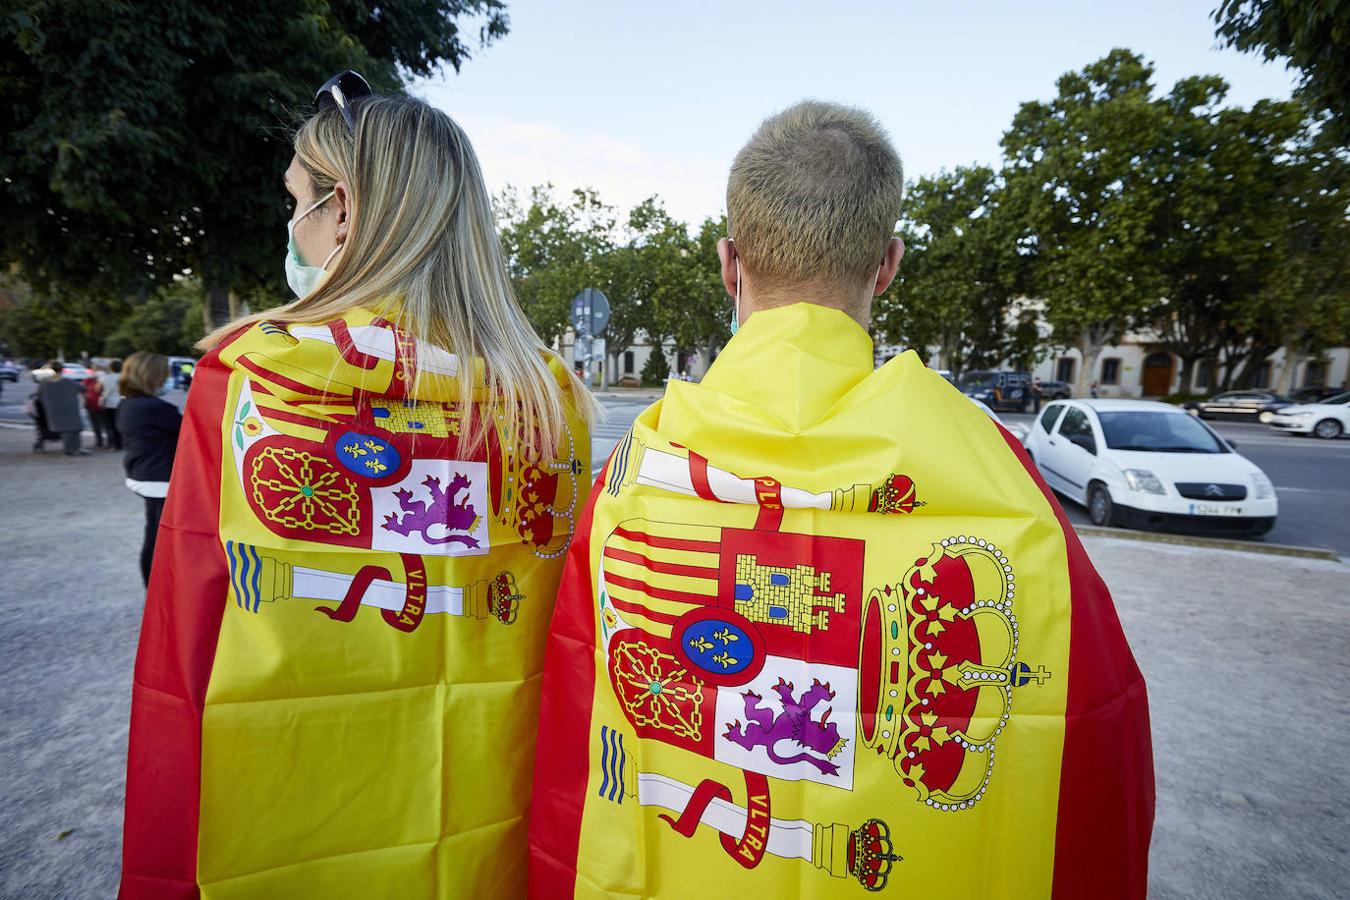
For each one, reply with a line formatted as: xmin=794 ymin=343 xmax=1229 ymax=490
xmin=727 ymin=100 xmax=904 ymax=287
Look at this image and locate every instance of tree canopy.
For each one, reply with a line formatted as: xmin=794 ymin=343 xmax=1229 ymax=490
xmin=1 ymin=0 xmax=508 ymax=327
xmin=1214 ymin=0 xmax=1350 ymax=146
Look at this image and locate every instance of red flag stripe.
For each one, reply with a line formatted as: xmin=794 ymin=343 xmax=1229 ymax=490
xmin=119 ymin=351 xmax=233 ymax=899
xmin=994 ymin=424 xmax=1154 ymax=900
xmin=603 ymin=571 xmax=717 ymax=607
xmin=236 ymin=356 xmax=351 ymax=400
xmin=602 ymin=546 xmax=720 ymax=581
xmin=687 ymin=451 xmax=724 ymax=502
xmin=528 ymin=463 xmax=609 ymax=897
xmin=612 ymin=525 xmax=718 ymax=555
xmin=607 ymin=594 xmax=681 ymax=625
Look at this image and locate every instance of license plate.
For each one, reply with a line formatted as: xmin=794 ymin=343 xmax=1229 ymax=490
xmin=1188 ymin=503 xmax=1245 ymax=517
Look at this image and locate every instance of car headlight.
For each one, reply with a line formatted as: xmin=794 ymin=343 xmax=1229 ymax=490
xmin=1252 ymin=472 xmax=1275 ymax=500
xmin=1123 ymin=469 xmax=1165 ymax=494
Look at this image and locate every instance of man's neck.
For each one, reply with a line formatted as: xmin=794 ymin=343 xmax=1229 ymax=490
xmin=742 ymin=285 xmax=872 ymax=331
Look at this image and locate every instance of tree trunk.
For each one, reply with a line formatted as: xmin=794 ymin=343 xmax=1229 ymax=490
xmin=1075 ymin=333 xmax=1103 ymax=397
xmin=204 ymin=283 xmax=231 ymax=332
xmin=1177 ymin=356 xmax=1197 ymax=397
xmin=1274 ymin=345 xmax=1304 ymax=395
xmin=1231 ymin=346 xmax=1277 ymax=390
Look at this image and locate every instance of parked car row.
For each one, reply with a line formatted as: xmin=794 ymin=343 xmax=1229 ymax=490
xmin=1182 ymin=388 xmax=1348 ymax=439
xmin=1266 ymin=391 xmax=1350 ymax=439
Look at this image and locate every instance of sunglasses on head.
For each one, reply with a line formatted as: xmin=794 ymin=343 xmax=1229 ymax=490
xmin=315 ymin=70 xmax=373 ymax=134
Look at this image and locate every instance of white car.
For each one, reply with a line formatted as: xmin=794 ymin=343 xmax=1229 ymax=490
xmin=1023 ymin=399 xmax=1277 ymax=537
xmin=1266 ymin=391 xmax=1350 ymax=439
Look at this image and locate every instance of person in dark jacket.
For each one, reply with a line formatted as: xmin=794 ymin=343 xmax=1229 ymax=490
xmin=37 ymin=360 xmax=88 ymax=455
xmin=117 ymin=352 xmax=182 ymax=584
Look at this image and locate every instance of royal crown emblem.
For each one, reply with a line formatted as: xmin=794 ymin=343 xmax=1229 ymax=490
xmin=859 ymin=536 xmax=1039 ymax=812
xmin=848 ymin=818 xmax=901 ymax=891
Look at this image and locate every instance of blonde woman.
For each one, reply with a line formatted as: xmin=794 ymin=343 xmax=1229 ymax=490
xmin=115 ymin=352 xmax=181 ymax=583
xmin=120 ymin=73 xmax=593 ymax=899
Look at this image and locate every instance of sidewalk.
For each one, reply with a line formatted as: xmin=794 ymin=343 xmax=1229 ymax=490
xmin=0 ymin=421 xmax=1344 ymax=898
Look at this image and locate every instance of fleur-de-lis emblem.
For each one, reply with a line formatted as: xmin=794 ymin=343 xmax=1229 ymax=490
xmin=688 ymin=636 xmax=713 ymax=653
xmin=342 ymin=443 xmax=367 ymax=458
xmin=364 ymin=439 xmax=386 ymax=453
xmin=712 ymin=627 xmax=739 ymax=645
xmin=364 ymin=458 xmax=388 ymax=474
xmin=711 ymin=651 xmax=739 ymax=669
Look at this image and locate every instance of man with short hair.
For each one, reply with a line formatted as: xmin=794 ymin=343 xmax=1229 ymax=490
xmin=529 ymin=101 xmax=1153 ymax=899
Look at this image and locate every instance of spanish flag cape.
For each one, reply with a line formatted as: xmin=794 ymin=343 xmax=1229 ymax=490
xmin=120 ymin=308 xmax=589 ymax=899
xmin=529 ymin=303 xmax=1153 ymax=898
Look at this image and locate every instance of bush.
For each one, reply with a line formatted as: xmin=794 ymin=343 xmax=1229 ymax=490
xmin=104 ymin=284 xmax=204 ymax=358
xmin=1161 ymin=391 xmax=1208 ymax=405
xmin=640 ymin=348 xmax=670 ymax=386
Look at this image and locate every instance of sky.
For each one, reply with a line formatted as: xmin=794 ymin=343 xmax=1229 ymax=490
xmin=416 ymin=0 xmax=1300 ymax=225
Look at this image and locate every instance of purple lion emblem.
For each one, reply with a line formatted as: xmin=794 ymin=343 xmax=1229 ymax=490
xmin=723 ymin=677 xmax=848 ymax=776
xmin=382 ymin=473 xmax=481 ymax=546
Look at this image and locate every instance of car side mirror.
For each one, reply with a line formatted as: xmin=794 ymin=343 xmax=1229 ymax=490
xmin=1069 ymin=433 xmax=1097 ymax=455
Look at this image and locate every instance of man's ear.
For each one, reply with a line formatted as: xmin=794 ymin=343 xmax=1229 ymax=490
xmin=872 ymin=238 xmax=905 ymax=295
xmin=717 ymin=237 xmax=738 ymax=298
xmin=333 ymin=180 xmax=352 ymax=244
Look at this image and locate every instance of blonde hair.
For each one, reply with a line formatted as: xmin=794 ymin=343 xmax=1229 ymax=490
xmin=121 ymin=352 xmax=169 ymax=398
xmin=728 ymin=100 xmax=904 ymax=288
xmin=203 ymin=94 xmax=592 ymax=457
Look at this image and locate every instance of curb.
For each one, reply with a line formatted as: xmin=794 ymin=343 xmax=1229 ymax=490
xmin=1074 ymin=524 xmax=1344 ymax=562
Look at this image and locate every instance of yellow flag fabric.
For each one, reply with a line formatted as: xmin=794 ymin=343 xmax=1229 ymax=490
xmin=529 ymin=303 xmax=1153 ymax=898
xmin=120 ymin=308 xmax=589 ymax=899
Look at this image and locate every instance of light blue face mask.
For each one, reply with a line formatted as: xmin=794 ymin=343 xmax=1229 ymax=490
xmin=285 ymin=190 xmax=341 ymax=298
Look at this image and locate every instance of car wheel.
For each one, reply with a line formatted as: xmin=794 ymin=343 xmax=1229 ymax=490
xmin=1313 ymin=418 xmax=1343 ymax=439
xmin=1087 ymin=483 xmax=1116 ymax=527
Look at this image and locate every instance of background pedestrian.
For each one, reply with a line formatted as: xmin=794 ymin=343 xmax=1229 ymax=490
xmin=83 ymin=365 xmax=107 ymax=449
xmin=116 ymin=352 xmax=181 ymax=584
xmin=37 ymin=360 xmax=88 ymax=455
xmin=99 ymin=360 xmax=124 ymax=450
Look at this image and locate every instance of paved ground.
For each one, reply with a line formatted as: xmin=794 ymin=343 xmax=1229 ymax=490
xmin=1 ymin=393 xmax=1347 ymax=898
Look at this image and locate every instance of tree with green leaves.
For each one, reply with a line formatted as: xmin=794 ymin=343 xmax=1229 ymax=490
xmin=645 ymin=212 xmax=729 ymax=375
xmin=875 ymin=165 xmax=1024 ymax=378
xmin=497 ymin=186 xmax=618 ymax=349
xmin=2 ymin=0 xmax=508 ymax=329
xmin=1248 ymin=123 xmax=1350 ymax=392
xmin=0 ymin=283 xmax=130 ymax=360
xmin=1002 ymin=49 xmax=1170 ymax=395
xmin=1214 ymin=0 xmax=1350 ymax=146
xmin=103 ymin=280 xmax=207 ymax=358
xmin=1143 ymin=78 xmax=1306 ymax=392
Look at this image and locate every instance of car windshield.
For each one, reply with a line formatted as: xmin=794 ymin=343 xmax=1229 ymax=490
xmin=1097 ymin=411 xmax=1227 ymax=453
xmin=959 ymin=372 xmax=996 ymax=390
xmin=1320 ymin=392 xmax=1350 ymax=405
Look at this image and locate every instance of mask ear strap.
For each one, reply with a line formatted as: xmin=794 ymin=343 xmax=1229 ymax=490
xmin=321 ymin=243 xmax=343 ymax=270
